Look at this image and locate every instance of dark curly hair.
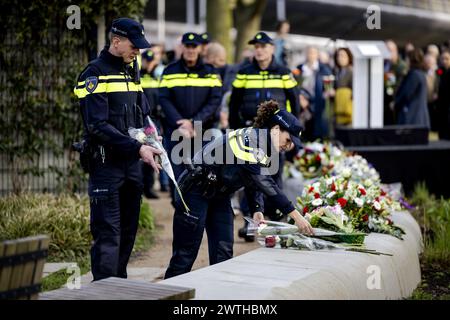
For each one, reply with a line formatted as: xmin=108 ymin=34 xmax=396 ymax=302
xmin=253 ymin=100 xmax=280 ymax=128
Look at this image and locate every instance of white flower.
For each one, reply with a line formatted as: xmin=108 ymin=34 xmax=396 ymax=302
xmin=364 ymin=179 xmax=373 ymax=187
xmin=326 ymin=178 xmax=333 ymax=186
xmin=354 ymin=198 xmax=364 ymax=207
xmin=313 ymin=182 xmax=321 ymax=190
xmin=342 ymin=168 xmax=352 ymax=178
xmin=308 ymin=166 xmax=316 ymax=173
xmin=135 ymin=131 xmax=147 ymax=143
xmin=327 ymin=191 xmax=336 ymax=199
xmin=373 ymin=201 xmax=381 ymax=211
xmin=312 ymin=198 xmax=323 ymax=206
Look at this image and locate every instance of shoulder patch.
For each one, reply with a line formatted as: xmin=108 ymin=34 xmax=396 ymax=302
xmin=85 ymin=76 xmax=98 ymax=93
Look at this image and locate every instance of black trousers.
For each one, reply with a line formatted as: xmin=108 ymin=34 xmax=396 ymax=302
xmin=165 ymin=183 xmax=234 ymax=279
xmin=88 ymin=153 xmax=143 ymax=281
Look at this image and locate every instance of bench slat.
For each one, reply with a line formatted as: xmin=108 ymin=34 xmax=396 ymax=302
xmin=0 ymin=241 xmax=17 ymax=292
xmin=39 ymin=277 xmax=195 ymax=300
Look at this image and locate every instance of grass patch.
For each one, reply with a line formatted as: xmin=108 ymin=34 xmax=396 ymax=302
xmin=0 ymin=193 xmax=155 ymax=292
xmin=408 ymin=183 xmax=450 ymax=300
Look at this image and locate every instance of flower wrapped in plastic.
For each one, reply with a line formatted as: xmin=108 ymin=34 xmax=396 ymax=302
xmin=129 ymin=116 xmax=190 ymax=212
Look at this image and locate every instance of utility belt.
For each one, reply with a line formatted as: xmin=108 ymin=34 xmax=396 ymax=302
xmin=178 ymin=163 xmax=219 ymax=199
xmin=72 ymin=140 xmax=107 ymax=174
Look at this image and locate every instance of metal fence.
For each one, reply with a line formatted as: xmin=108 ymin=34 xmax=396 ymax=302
xmin=0 ymin=24 xmax=89 ymax=196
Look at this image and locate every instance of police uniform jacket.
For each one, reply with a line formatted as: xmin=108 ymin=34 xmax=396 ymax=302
xmin=159 ymin=57 xmax=222 ymax=131
xmin=229 ymin=57 xmax=300 ymax=129
xmin=74 ymin=48 xmax=151 ymax=160
xmin=189 ymin=127 xmax=296 ymax=215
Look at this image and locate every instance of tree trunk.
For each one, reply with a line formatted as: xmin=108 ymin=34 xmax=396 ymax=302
xmin=206 ymin=0 xmax=233 ymax=63
xmin=234 ymin=0 xmax=267 ymax=63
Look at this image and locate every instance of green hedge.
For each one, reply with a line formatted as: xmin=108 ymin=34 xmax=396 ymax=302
xmin=0 ymin=193 xmax=154 ymax=262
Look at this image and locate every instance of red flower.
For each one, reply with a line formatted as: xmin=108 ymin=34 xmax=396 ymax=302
xmin=381 ymin=189 xmax=387 ymax=196
xmin=331 ymin=183 xmax=336 ymax=191
xmin=314 ymin=193 xmax=320 ymax=199
xmin=337 ymin=198 xmax=347 ymax=207
xmin=375 ymin=196 xmax=380 ymax=202
xmin=265 ymin=236 xmax=277 ymax=248
xmin=437 ymin=68 xmax=444 ymax=76
xmin=308 ymin=186 xmax=314 ymax=193
xmin=386 ymin=218 xmax=393 ymax=225
xmin=303 ymin=206 xmax=309 ymax=214
xmin=359 ymin=188 xmax=366 ymax=195
xmin=315 ymin=155 xmax=321 ymax=162
xmin=362 ymin=214 xmax=369 ymax=222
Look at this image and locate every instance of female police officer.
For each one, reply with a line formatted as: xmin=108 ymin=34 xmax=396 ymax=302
xmin=164 ymin=100 xmax=314 ymax=279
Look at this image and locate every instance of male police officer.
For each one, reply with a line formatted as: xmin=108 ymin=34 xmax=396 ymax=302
xmin=74 ymin=18 xmax=161 ymax=281
xmin=229 ymin=32 xmax=300 ymax=241
xmin=159 ymin=32 xmax=222 ymax=201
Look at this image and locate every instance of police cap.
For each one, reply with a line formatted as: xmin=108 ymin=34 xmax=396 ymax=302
xmin=181 ymin=32 xmax=202 ymax=46
xmin=270 ymin=109 xmax=303 ymax=150
xmin=248 ymin=32 xmax=274 ymax=45
xmin=111 ymin=18 xmax=151 ymax=49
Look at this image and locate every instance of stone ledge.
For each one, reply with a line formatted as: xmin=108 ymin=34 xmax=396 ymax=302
xmin=160 ymin=211 xmax=422 ymax=300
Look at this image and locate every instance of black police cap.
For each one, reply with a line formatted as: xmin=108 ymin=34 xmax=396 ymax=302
xmin=199 ymin=32 xmax=211 ymax=44
xmin=181 ymin=32 xmax=202 ymax=45
xmin=248 ymin=32 xmax=274 ymax=45
xmin=111 ymin=18 xmax=151 ymax=49
xmin=270 ymin=109 xmax=303 ymax=150
xmin=142 ymin=50 xmax=154 ymax=62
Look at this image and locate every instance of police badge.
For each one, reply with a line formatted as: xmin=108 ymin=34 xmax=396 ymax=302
xmin=85 ymin=76 xmax=98 ymax=93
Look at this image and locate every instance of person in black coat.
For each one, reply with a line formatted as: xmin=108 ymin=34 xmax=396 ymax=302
xmin=437 ymin=50 xmax=450 ymax=140
xmin=395 ymin=49 xmax=430 ymax=128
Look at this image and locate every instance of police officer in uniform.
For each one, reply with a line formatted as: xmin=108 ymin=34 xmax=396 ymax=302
xmin=229 ymin=32 xmax=300 ymax=240
xmin=165 ymin=100 xmax=314 ymax=279
xmin=74 ymin=18 xmax=161 ymax=281
xmin=159 ymin=32 xmax=222 ymax=200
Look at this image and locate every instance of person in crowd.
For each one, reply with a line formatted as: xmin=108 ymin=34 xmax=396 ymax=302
xmin=159 ymin=33 xmax=222 ymax=205
xmin=394 ymin=48 xmax=430 ymax=128
xmin=332 ymin=47 xmax=353 ymax=126
xmin=384 ymin=40 xmax=408 ymax=125
xmin=273 ymin=20 xmax=291 ymax=67
xmin=424 ymin=53 xmax=439 ymax=132
xmin=296 ymin=45 xmax=332 ymax=140
xmin=436 ymin=50 xmax=450 ymax=139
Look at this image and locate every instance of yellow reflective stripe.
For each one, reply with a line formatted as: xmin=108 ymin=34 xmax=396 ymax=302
xmin=232 ymin=78 xmax=246 ymax=88
xmin=77 ymin=74 xmax=131 ymax=86
xmin=286 ymin=100 xmax=292 ymax=113
xmin=159 ymin=77 xmax=222 ymax=88
xmin=74 ymin=82 xmax=143 ymax=99
xmin=240 ymin=79 xmax=285 ymax=89
xmin=235 ymin=74 xmax=246 ymax=80
xmin=141 ymin=76 xmax=160 ymax=88
xmin=283 ymin=79 xmax=297 ymax=89
xmin=227 ymin=129 xmax=269 ymax=165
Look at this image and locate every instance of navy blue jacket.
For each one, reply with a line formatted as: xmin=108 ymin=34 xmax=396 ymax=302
xmin=229 ymin=57 xmax=300 ymax=129
xmin=159 ymin=57 xmax=222 ymax=131
xmin=191 ymin=127 xmax=295 ymax=215
xmin=74 ymin=49 xmax=151 ymax=158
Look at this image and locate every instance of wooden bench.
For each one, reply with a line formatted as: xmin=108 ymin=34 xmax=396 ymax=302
xmin=39 ymin=277 xmax=195 ymax=300
xmin=0 ymin=235 xmax=50 ymax=300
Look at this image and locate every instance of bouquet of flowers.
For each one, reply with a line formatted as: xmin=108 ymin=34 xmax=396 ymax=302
xmin=297 ymin=176 xmax=405 ymax=239
xmin=332 ymin=155 xmax=380 ymax=185
xmin=129 ymin=116 xmax=190 ymax=212
xmin=248 ymin=219 xmax=390 ymax=255
xmin=293 ymin=141 xmax=345 ymax=179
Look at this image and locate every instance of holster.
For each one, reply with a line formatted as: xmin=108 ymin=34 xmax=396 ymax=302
xmin=179 ymin=164 xmax=218 ymax=199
